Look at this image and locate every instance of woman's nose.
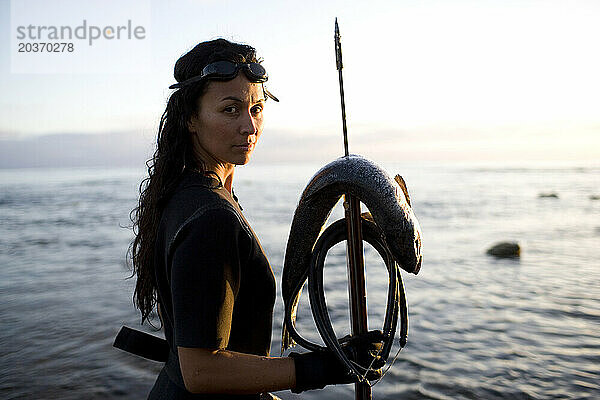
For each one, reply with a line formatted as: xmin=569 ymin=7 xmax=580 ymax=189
xmin=240 ymin=110 xmax=258 ymax=135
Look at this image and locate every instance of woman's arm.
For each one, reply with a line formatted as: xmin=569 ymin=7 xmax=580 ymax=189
xmin=170 ymin=210 xmax=295 ymax=394
xmin=178 ymin=331 xmax=386 ymax=395
xmin=170 ymin=211 xmax=379 ymax=394
xmin=178 ymin=346 xmax=296 ymax=394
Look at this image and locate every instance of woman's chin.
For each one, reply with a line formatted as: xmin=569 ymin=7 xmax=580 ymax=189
xmin=234 ymin=155 xmax=252 ymax=166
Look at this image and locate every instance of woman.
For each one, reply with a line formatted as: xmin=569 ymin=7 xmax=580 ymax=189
xmin=129 ymin=38 xmax=383 ymax=399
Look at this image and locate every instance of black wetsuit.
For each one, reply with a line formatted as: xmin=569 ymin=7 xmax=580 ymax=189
xmin=148 ymin=170 xmax=276 ymax=400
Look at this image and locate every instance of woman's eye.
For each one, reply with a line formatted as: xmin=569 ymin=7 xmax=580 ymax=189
xmin=223 ymin=105 xmax=238 ymax=114
xmin=251 ymin=105 xmax=263 ymax=115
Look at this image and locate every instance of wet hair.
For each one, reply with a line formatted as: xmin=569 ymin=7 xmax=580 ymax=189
xmin=128 ymin=39 xmax=260 ymax=324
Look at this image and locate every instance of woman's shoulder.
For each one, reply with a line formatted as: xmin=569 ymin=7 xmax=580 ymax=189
xmin=159 ymin=172 xmax=252 ymax=251
xmin=164 ymin=171 xmax=223 ymax=210
xmin=165 ymin=198 xmax=252 ymax=263
xmin=175 ymin=169 xmax=222 ymax=194
xmin=178 ymin=207 xmax=245 ymax=244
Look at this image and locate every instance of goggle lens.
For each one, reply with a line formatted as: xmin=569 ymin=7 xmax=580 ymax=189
xmin=169 ymin=61 xmax=277 ymax=101
xmin=202 ymin=61 xmax=237 ymax=77
xmin=201 ymin=61 xmax=267 ymax=83
xmin=246 ymin=63 xmax=267 ymax=81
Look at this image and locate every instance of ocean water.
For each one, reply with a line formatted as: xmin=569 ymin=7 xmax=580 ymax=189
xmin=1 ymin=161 xmax=599 ymax=400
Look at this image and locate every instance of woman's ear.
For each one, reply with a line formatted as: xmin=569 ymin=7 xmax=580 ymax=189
xmin=187 ymin=115 xmax=197 ymax=133
xmin=187 ymin=115 xmax=198 ymax=133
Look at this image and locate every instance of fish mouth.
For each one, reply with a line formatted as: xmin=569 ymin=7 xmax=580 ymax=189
xmin=412 ymin=234 xmax=422 ymax=274
xmin=413 ymin=254 xmax=422 ymax=274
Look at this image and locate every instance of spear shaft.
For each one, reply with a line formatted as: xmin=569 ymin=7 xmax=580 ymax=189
xmin=335 ymin=19 xmax=350 ymax=157
xmin=335 ymin=18 xmax=372 ymax=400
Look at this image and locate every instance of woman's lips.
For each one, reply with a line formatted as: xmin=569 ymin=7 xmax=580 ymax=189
xmin=234 ymin=143 xmax=254 ymax=151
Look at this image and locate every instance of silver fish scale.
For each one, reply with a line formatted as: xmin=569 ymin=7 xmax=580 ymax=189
xmin=281 ymin=154 xmax=423 ymax=351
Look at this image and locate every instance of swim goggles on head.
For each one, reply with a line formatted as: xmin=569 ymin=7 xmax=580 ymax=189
xmin=169 ymin=61 xmax=279 ymax=101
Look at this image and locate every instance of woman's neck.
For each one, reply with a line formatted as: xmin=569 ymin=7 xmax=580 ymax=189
xmin=192 ymin=148 xmax=235 ymax=193
xmin=205 ymin=162 xmax=234 ymax=193
xmin=220 ymin=166 xmax=234 ymax=193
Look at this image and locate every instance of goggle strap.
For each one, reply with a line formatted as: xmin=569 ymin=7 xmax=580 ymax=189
xmin=264 ymin=88 xmax=279 ymax=102
xmin=168 ymin=75 xmax=205 ymax=89
xmin=169 ymin=73 xmax=270 ymax=90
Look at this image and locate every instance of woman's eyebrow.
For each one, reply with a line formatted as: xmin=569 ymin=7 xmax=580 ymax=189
xmin=220 ymin=96 xmax=266 ymax=104
xmin=220 ymin=96 xmax=243 ymax=102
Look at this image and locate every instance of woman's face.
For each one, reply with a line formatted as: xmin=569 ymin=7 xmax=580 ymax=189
xmin=188 ymin=73 xmax=265 ymax=168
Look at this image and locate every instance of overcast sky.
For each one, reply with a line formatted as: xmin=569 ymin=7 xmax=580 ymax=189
xmin=1 ymin=0 xmax=599 ymax=163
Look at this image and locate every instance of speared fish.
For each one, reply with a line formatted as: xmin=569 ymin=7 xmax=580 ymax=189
xmin=281 ymin=154 xmax=422 ymax=353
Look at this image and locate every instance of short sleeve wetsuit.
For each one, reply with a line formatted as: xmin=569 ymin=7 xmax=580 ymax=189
xmin=148 ymin=170 xmax=276 ymax=400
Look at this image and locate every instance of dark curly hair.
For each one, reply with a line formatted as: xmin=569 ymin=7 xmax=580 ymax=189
xmin=128 ymin=38 xmax=260 ymax=324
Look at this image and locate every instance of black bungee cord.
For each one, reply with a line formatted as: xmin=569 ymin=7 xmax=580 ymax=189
xmin=287 ymin=214 xmax=409 ymax=384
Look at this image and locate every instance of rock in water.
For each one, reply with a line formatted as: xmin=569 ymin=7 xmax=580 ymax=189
xmin=538 ymin=192 xmax=558 ymax=198
xmin=487 ymin=242 xmax=520 ymax=258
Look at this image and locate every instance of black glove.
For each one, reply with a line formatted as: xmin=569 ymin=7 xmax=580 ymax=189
xmin=289 ymin=330 xmax=386 ymax=393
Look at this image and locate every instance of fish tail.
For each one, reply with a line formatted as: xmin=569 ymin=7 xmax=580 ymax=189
xmin=280 ymin=322 xmax=296 ymax=355
xmin=281 ymin=294 xmax=301 ymax=355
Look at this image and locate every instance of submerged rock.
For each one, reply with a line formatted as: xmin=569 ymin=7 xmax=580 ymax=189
xmin=538 ymin=192 xmax=558 ymax=199
xmin=486 ymin=242 xmax=520 ymax=258
xmin=590 ymin=195 xmax=600 ymax=201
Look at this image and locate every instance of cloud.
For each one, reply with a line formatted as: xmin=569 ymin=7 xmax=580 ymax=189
xmin=0 ymin=131 xmax=153 ymax=168
xmin=1 ymin=123 xmax=598 ymax=169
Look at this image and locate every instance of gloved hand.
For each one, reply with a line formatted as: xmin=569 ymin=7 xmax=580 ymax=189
xmin=289 ymin=330 xmax=386 ymax=393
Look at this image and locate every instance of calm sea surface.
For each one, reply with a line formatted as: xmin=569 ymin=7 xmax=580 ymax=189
xmin=1 ymin=161 xmax=599 ymax=399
